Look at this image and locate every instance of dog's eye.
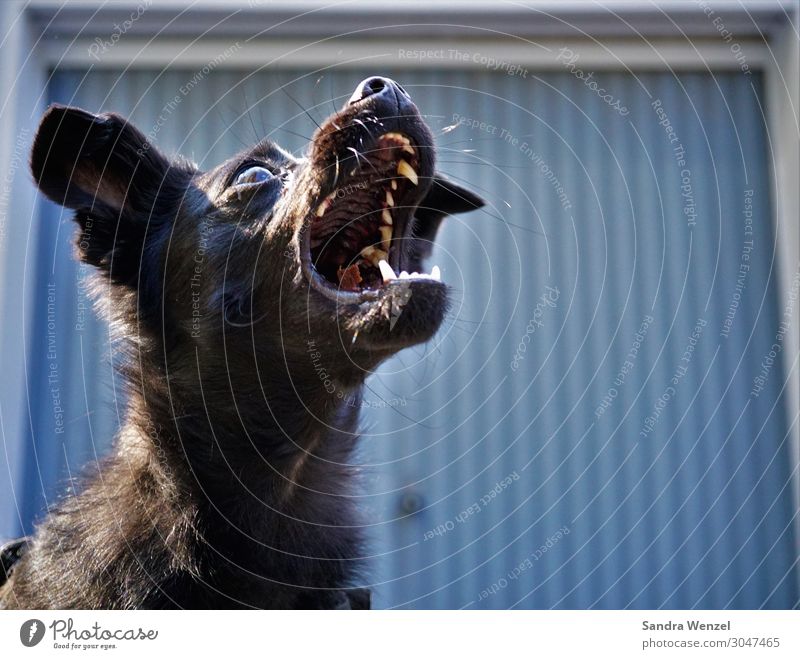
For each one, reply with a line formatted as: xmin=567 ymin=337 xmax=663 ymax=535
xmin=232 ymin=165 xmax=273 ymax=188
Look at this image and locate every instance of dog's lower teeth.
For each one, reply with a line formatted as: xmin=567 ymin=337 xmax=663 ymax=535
xmin=406 ymin=267 xmax=442 ymax=281
xmin=384 ymin=265 xmax=442 ymax=283
xmin=381 ymin=208 xmax=392 ymax=225
xmin=385 ymin=190 xmax=394 ymax=206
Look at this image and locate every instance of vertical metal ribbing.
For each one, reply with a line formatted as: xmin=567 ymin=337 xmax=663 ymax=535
xmin=24 ymin=67 xmax=795 ymax=609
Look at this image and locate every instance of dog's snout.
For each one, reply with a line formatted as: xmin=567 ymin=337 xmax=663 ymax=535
xmin=348 ymin=76 xmax=408 ymax=105
xmin=353 ymin=77 xmax=387 ymax=100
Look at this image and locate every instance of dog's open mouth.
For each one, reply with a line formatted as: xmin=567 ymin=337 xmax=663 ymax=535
xmin=307 ymin=132 xmax=439 ymax=297
xmin=290 ymin=76 xmax=483 ymax=348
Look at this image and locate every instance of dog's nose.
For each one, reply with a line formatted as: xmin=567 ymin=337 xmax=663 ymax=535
xmin=348 ymin=76 xmax=409 ymax=105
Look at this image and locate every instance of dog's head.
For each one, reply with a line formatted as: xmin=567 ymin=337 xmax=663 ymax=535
xmin=30 ymin=77 xmax=483 ymax=390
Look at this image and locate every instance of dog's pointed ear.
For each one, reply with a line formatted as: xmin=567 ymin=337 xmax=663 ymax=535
xmin=412 ymin=174 xmax=485 ymax=260
xmin=30 ymin=104 xmax=192 ymax=281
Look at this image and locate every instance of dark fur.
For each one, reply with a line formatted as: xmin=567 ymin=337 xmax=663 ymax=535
xmin=0 ymin=78 xmax=483 ymax=609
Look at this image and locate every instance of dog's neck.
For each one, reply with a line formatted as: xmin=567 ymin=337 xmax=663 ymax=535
xmin=111 ymin=344 xmax=366 ymax=601
xmin=124 ymin=345 xmax=363 ymax=504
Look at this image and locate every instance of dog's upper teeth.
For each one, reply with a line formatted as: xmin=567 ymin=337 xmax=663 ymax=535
xmin=378 ymin=259 xmax=396 ymax=283
xmin=385 ymin=190 xmax=394 ymax=207
xmin=360 ymin=245 xmax=388 ymax=266
xmin=401 ymin=145 xmax=415 ymax=155
xmin=390 ymin=180 xmax=398 ymax=191
xmin=381 ymin=132 xmax=411 ymax=146
xmin=397 ymin=160 xmax=418 ymax=186
xmin=315 ymin=191 xmax=338 ymax=216
xmin=379 ymin=225 xmax=392 ymax=250
xmin=381 ymin=208 xmax=393 ymax=225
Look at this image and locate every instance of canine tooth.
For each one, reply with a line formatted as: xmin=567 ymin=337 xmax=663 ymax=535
xmin=401 ymin=145 xmax=415 ymax=155
xmin=385 ymin=190 xmax=394 ymax=207
xmin=382 ymin=208 xmax=393 ymax=225
xmin=391 ymin=180 xmax=397 ymax=190
xmin=397 ymin=160 xmax=418 ymax=186
xmin=379 ymin=225 xmax=393 ymax=249
xmin=378 ymin=259 xmax=397 ymax=282
xmin=431 ymin=265 xmax=441 ymax=281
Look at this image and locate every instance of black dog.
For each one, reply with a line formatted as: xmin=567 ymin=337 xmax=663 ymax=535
xmin=0 ymin=77 xmax=483 ymax=608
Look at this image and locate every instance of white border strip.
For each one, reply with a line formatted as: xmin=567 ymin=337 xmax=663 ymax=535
xmin=2 ymin=609 xmax=800 ymax=656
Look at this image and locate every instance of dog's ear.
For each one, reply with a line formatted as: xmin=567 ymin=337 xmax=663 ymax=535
xmin=413 ymin=175 xmax=484 ymax=260
xmin=30 ymin=104 xmax=192 ymax=283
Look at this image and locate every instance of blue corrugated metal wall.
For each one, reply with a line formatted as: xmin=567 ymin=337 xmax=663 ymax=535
xmin=19 ymin=68 xmax=797 ymax=609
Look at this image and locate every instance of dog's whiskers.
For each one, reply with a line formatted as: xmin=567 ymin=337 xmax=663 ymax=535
xmin=282 ymin=87 xmax=323 ymax=132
